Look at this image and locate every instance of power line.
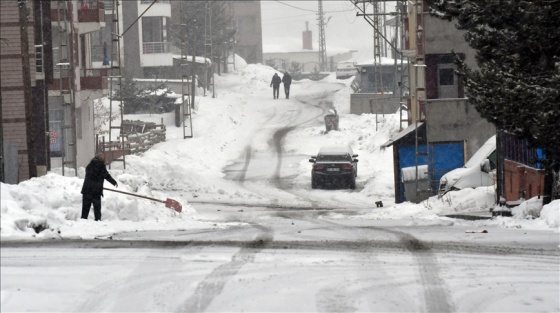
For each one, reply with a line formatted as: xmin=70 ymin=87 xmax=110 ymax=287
xmin=273 ymin=0 xmax=355 ymax=13
xmin=121 ymin=0 xmax=158 ymax=37
xmin=273 ymin=0 xmax=317 ymax=12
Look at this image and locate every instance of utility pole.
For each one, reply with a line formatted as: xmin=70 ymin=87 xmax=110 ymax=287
xmin=191 ymin=21 xmax=197 ymax=110
xmin=317 ymin=0 xmax=327 ymax=72
xmin=108 ymin=0 xmax=125 ymax=169
xmin=0 ymin=36 xmax=6 ymax=182
xmin=179 ymin=1 xmax=192 ymax=138
xmin=18 ymin=0 xmax=37 ymax=178
xmin=204 ymin=1 xmax=214 ymax=98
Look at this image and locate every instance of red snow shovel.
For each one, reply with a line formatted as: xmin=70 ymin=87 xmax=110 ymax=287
xmin=103 ymin=188 xmax=182 ymax=213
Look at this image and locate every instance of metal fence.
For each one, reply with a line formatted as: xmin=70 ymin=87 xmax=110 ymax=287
xmin=143 ymin=42 xmax=171 ymax=54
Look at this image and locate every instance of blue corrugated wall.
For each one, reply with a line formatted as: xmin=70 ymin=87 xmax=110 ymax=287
xmin=398 ymin=142 xmax=465 ymax=202
xmin=429 ymin=143 xmax=465 ymax=191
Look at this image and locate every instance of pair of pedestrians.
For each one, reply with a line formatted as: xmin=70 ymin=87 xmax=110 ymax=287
xmin=270 ymin=72 xmax=292 ymax=99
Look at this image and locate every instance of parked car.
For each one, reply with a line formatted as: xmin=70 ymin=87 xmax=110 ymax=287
xmin=438 ymin=135 xmax=497 ymax=197
xmin=309 ymin=145 xmax=358 ymax=189
xmin=335 ymin=61 xmax=357 ymax=79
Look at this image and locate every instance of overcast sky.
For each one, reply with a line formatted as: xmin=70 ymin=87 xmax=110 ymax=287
xmin=261 ymin=0 xmax=383 ymax=63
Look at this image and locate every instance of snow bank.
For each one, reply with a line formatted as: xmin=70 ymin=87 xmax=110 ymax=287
xmin=540 ymin=200 xmax=560 ymax=228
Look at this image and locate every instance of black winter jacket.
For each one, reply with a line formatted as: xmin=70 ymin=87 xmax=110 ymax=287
xmin=271 ymin=74 xmax=281 ymax=87
xmin=282 ymin=74 xmax=292 ymax=85
xmin=81 ymin=156 xmax=117 ymax=197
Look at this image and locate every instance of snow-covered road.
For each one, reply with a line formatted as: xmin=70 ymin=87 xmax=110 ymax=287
xmin=2 ymin=62 xmax=559 ymax=312
xmin=2 ymin=210 xmax=558 ymax=312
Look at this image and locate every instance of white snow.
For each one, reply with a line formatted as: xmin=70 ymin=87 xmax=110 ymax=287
xmin=1 ymin=58 xmax=558 ymax=240
xmin=1 ymin=54 xmax=559 ymax=313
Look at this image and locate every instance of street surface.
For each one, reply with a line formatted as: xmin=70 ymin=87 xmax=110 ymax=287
xmin=1 ymin=81 xmax=558 ymax=312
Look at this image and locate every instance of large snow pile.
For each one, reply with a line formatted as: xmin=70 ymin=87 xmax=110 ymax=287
xmin=1 ymin=58 xmax=558 ymax=240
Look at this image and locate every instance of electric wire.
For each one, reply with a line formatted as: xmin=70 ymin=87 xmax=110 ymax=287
xmin=120 ymin=0 xmax=158 ymax=37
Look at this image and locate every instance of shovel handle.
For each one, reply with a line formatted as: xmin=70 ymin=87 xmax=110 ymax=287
xmin=103 ymin=187 xmax=165 ymax=203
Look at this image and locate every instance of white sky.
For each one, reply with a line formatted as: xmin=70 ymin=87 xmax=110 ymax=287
xmin=1 ymin=55 xmax=559 ymax=312
xmin=261 ymin=0 xmax=381 ymax=63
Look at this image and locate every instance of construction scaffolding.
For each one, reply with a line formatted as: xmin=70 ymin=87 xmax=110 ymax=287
xmin=107 ymin=0 xmax=125 ymax=168
xmin=55 ymin=0 xmax=77 ymax=176
xmin=353 ymin=0 xmax=409 ymax=127
xmin=353 ymin=0 xmax=429 ymax=198
xmin=317 ymin=0 xmax=327 ymax=72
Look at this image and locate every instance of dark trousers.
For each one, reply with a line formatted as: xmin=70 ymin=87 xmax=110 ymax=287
xmin=272 ymin=85 xmax=280 ymax=99
xmin=284 ymin=85 xmax=290 ymax=99
xmin=82 ymin=193 xmax=102 ymax=221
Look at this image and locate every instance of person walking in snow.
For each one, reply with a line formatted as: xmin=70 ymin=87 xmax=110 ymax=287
xmin=81 ymin=152 xmax=118 ymax=221
xmin=270 ymin=73 xmax=281 ymax=99
xmin=282 ymin=71 xmax=292 ymax=99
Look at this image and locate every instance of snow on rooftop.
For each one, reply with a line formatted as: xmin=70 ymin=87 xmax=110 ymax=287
xmin=357 ymin=57 xmax=408 ymax=66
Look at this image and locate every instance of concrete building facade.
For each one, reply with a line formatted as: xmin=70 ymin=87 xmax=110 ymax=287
xmin=1 ymin=0 xmax=53 ymax=183
xmin=48 ymin=0 xmax=107 ymax=172
xmin=229 ymin=1 xmax=263 ymax=64
xmin=96 ymin=0 xmax=173 ymax=78
xmin=381 ymin=2 xmax=495 ymax=203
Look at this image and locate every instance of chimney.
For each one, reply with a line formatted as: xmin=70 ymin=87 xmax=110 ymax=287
xmin=302 ymin=21 xmax=313 ymax=50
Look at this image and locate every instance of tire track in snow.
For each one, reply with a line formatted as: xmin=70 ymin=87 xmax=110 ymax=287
xmin=371 ymin=227 xmax=456 ymax=312
xmin=179 ymin=225 xmax=273 ymax=312
xmin=289 ymin=217 xmax=456 ymax=312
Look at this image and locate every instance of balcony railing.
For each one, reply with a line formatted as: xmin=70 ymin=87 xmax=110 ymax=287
xmin=78 ymin=0 xmax=105 ymax=23
xmin=80 ymin=68 xmax=108 ymax=90
xmin=143 ymin=42 xmax=171 ymax=54
xmin=103 ymin=0 xmax=113 ymax=11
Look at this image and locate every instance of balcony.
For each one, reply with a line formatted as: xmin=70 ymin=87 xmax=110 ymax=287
xmin=49 ymin=77 xmax=72 ymax=92
xmin=141 ymin=42 xmax=173 ymax=67
xmin=80 ymin=69 xmax=108 ymax=91
xmin=139 ymin=0 xmax=171 ymax=18
xmin=50 ymin=1 xmax=104 ymax=24
xmin=78 ymin=1 xmax=105 ymax=24
xmin=78 ymin=1 xmax=106 ymax=34
xmin=50 ymin=7 xmax=71 ymax=24
xmin=143 ymin=42 xmax=171 ymax=54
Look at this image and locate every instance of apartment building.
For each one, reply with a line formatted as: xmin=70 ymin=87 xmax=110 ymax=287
xmin=48 ymin=0 xmax=107 ymax=173
xmin=229 ymin=1 xmax=263 ymax=64
xmin=95 ymin=0 xmax=173 ymax=78
xmin=1 ymin=0 xmax=52 ymax=183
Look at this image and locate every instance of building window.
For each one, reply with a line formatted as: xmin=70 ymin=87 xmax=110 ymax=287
xmin=142 ymin=17 xmax=164 ymax=43
xmin=237 ymin=16 xmax=256 ymax=34
xmin=77 ymin=107 xmax=82 ymax=139
xmin=35 ymin=45 xmax=44 ymax=73
xmin=142 ymin=17 xmax=170 ymax=54
xmin=49 ymin=109 xmax=64 ymax=157
xmin=439 ymin=68 xmax=454 ymax=86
